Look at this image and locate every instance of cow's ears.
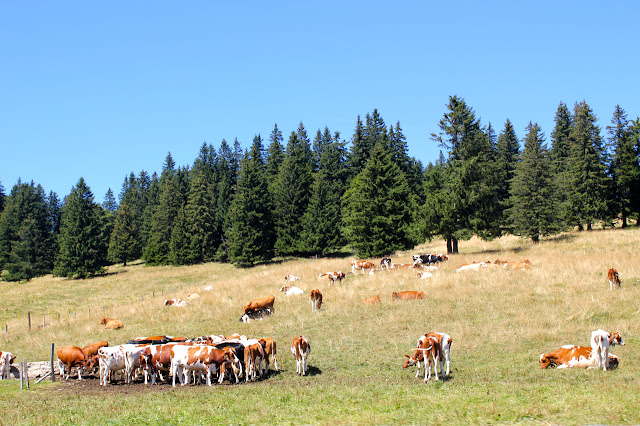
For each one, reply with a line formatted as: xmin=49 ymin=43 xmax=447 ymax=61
xmin=404 ymin=354 xmax=410 ymax=358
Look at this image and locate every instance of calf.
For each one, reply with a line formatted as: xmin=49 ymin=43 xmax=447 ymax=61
xmin=100 ymin=317 xmax=124 ymax=329
xmin=380 ymin=258 xmax=392 ymax=270
xmin=57 ymin=346 xmax=90 ymax=380
xmin=291 ymin=336 xmax=311 ymax=376
xmin=403 ymin=332 xmax=452 ymax=379
xmin=81 ymin=341 xmax=108 ymax=376
xmin=392 ymin=291 xmax=426 ymax=300
xmin=503 ymin=262 xmax=532 ymax=270
xmin=98 ymin=346 xmax=127 ymax=386
xmin=319 ymin=271 xmax=346 ymax=285
xmin=416 ymin=271 xmax=433 ymax=279
xmin=412 ymin=254 xmax=445 ymax=266
xmin=284 ymin=274 xmax=301 ymax=282
xmin=608 ymin=268 xmax=621 ymax=290
xmin=310 ymin=289 xmax=323 ymax=311
xmin=0 ymin=351 xmax=16 ymax=380
xmin=539 ymin=345 xmax=619 ymax=369
xmin=243 ymin=342 xmax=265 ymax=382
xmin=363 ymin=295 xmax=381 ymax=305
xmin=591 ymin=329 xmax=625 ymax=371
xmin=456 ymin=262 xmax=488 ymax=273
xmin=280 ymin=285 xmax=304 ymax=296
xmin=164 ymin=298 xmax=190 ymax=307
xmin=403 ymin=335 xmax=442 ymax=382
xmin=351 ymin=260 xmax=376 ymax=274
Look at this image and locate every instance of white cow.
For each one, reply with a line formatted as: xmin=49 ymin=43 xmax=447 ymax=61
xmin=279 ymin=285 xmax=304 ymax=296
xmin=0 ymin=351 xmax=16 ymax=380
xmin=456 ymin=262 xmax=488 ymax=273
xmin=98 ymin=346 xmax=126 ymax=386
xmin=590 ymin=329 xmax=625 ymax=371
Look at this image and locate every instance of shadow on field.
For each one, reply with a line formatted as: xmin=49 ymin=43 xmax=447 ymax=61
xmin=306 ymin=366 xmax=322 ymax=376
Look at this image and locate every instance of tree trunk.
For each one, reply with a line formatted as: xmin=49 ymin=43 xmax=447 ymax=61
xmin=587 ymin=222 xmax=592 ymax=231
xmin=446 ymin=238 xmax=453 ymax=254
xmin=452 ymin=238 xmax=459 ymax=254
xmin=621 ymin=212 xmax=628 ymax=228
xmin=531 ymin=235 xmax=539 ymax=244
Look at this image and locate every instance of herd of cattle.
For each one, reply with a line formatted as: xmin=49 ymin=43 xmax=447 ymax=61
xmin=0 ymin=255 xmax=627 ymax=386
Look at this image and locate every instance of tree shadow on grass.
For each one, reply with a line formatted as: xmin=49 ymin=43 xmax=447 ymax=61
xmin=306 ymin=366 xmax=322 ymax=376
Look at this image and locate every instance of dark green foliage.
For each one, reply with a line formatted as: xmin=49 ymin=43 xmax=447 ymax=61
xmin=53 ymin=178 xmax=107 ymax=279
xmin=102 ymin=188 xmax=118 ymax=213
xmin=568 ymin=101 xmax=611 ymax=230
xmin=170 ymin=206 xmax=191 ymax=265
xmin=301 ymin=130 xmax=348 ymax=254
xmin=607 ymin=106 xmax=640 ymax=227
xmin=346 ymin=115 xmax=369 ymax=180
xmin=0 ymin=181 xmax=55 ymax=280
xmin=550 ymin=102 xmax=574 ymax=229
xmin=108 ymin=202 xmax=139 ymax=266
xmin=225 ymin=136 xmax=274 ymax=266
xmin=342 ymin=143 xmax=416 ymax=257
xmin=273 ymin=131 xmax=314 ymax=256
xmin=214 ymin=139 xmax=239 ymax=261
xmin=495 ymin=119 xmax=520 ymax=212
xmin=265 ymin=124 xmax=284 ymax=182
xmin=185 ymin=167 xmax=217 ymax=263
xmin=47 ymin=191 xmax=62 ymax=239
xmin=0 ymin=180 xmax=5 ymax=213
xmin=507 ymin=123 xmax=560 ymax=242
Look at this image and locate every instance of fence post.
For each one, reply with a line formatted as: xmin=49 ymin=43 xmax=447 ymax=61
xmin=24 ymin=359 xmax=29 ymax=389
xmin=4 ymin=324 xmax=6 ymax=335
xmin=50 ymin=343 xmax=55 ymax=382
xmin=28 ymin=312 xmax=31 ymax=331
xmin=42 ymin=315 xmax=45 ymax=329
xmin=19 ymin=362 xmax=23 ymax=390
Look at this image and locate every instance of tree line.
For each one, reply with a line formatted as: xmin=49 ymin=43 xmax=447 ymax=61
xmin=1 ymin=97 xmax=639 ymax=281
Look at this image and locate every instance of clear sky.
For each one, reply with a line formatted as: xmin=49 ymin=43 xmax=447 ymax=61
xmin=2 ymin=1 xmax=639 ymax=202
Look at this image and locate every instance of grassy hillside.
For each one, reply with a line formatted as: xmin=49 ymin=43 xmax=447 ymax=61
xmin=1 ymin=228 xmax=639 ymax=425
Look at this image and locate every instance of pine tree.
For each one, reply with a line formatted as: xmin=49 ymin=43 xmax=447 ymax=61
xmin=629 ymin=117 xmax=640 ymax=223
xmin=0 ymin=181 xmax=55 ymax=280
xmin=607 ymin=105 xmax=639 ymax=227
xmin=185 ymin=167 xmax=217 ymax=263
xmin=568 ymin=101 xmax=611 ymax=230
xmin=273 ymin=131 xmax=313 ymax=256
xmin=214 ymin=139 xmax=239 ymax=260
xmin=170 ymin=206 xmax=191 ymax=265
xmin=507 ymin=122 xmax=560 ymax=242
xmin=102 ymin=189 xmax=118 ymax=214
xmin=266 ymin=124 xmax=284 ymax=182
xmin=346 ymin=115 xmax=369 ymax=180
xmin=225 ymin=136 xmax=273 ymax=266
xmin=54 ymin=178 xmax=107 ymax=278
xmin=550 ymin=102 xmax=574 ymax=229
xmin=300 ymin=130 xmax=348 ymax=254
xmin=0 ymin=180 xmax=5 ymax=213
xmin=108 ymin=202 xmax=139 ymax=266
xmin=342 ymin=142 xmax=416 ymax=257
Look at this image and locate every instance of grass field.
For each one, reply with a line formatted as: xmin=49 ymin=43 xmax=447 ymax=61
xmin=1 ymin=228 xmax=639 ymax=425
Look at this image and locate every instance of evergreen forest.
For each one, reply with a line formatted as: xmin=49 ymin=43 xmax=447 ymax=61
xmin=1 ymin=97 xmax=639 ymax=281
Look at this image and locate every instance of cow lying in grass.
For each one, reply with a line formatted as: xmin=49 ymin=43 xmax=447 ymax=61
xmin=539 ymin=345 xmax=619 ymax=369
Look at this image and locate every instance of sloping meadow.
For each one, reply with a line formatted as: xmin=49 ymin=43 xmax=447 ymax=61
xmin=1 ymin=229 xmax=639 ymax=424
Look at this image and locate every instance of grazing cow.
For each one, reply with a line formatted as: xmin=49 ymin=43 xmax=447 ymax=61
xmin=392 ymin=291 xmax=426 ymax=300
xmin=57 ymin=346 xmax=90 ymax=380
xmin=280 ymin=285 xmax=304 ymax=296
xmin=591 ymin=329 xmax=625 ymax=371
xmin=0 ymin=351 xmax=16 ymax=380
xmin=171 ymin=345 xmax=241 ymax=386
xmin=310 ymin=289 xmax=323 ymax=311
xmin=100 ymin=317 xmax=124 ymax=329
xmin=213 ymin=341 xmax=246 ymax=379
xmin=259 ymin=338 xmax=278 ymax=373
xmin=363 ymin=295 xmax=381 ymax=305
xmin=284 ymin=274 xmax=301 ymax=282
xmin=239 ymin=307 xmax=273 ymax=323
xmin=539 ymin=345 xmax=619 ymax=369
xmin=403 ymin=335 xmax=442 ymax=382
xmin=380 ymin=258 xmax=392 ymax=270
xmin=351 ymin=260 xmax=376 ymax=274
xmin=243 ymin=295 xmax=276 ymax=315
xmin=417 ymin=271 xmax=433 ymax=279
xmin=291 ymin=336 xmax=311 ymax=376
xmin=320 ymin=271 xmax=347 ymax=285
xmin=403 ymin=332 xmax=452 ymax=379
xmin=456 ymin=262 xmax=488 ymax=273
xmin=139 ymin=344 xmax=176 ymax=385
xmin=164 ymin=298 xmax=190 ymax=307
xmin=81 ymin=341 xmax=108 ymax=376
xmin=608 ymin=268 xmax=621 ymax=290
xmin=412 ymin=254 xmax=446 ymax=266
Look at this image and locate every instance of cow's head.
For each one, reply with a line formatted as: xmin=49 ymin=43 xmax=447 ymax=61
xmin=403 ymin=354 xmax=418 ymax=369
xmin=239 ymin=314 xmax=250 ymax=323
xmin=539 ymin=353 xmax=554 ymax=369
xmin=280 ymin=286 xmax=289 ymax=293
xmin=99 ymin=316 xmax=107 ymax=325
xmin=610 ymin=332 xmax=625 ymax=347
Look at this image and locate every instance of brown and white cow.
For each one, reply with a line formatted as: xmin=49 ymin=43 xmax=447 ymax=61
xmin=243 ymin=341 xmax=266 ymax=382
xmin=164 ymin=298 xmax=190 ymax=307
xmin=100 ymin=317 xmax=124 ymax=329
xmin=403 ymin=335 xmax=442 ymax=382
xmin=0 ymin=351 xmax=16 ymax=380
xmin=284 ymin=274 xmax=301 ymax=282
xmin=363 ymin=295 xmax=381 ymax=305
xmin=243 ymin=295 xmax=275 ymax=315
xmin=608 ymin=268 xmax=621 ymax=290
xmin=57 ymin=346 xmax=90 ymax=380
xmin=351 ymin=260 xmax=376 ymax=274
xmin=139 ymin=344 xmax=177 ymax=385
xmin=291 ymin=336 xmax=311 ymax=376
xmin=539 ymin=345 xmax=620 ymax=369
xmin=591 ymin=329 xmax=625 ymax=371
xmin=259 ymin=338 xmax=278 ymax=373
xmin=319 ymin=271 xmax=347 ymax=285
xmin=310 ymin=289 xmax=323 ymax=311
xmin=80 ymin=341 xmax=108 ymax=375
xmin=392 ymin=291 xmax=426 ymax=300
xmin=403 ymin=332 xmax=452 ymax=379
xmin=503 ymin=262 xmax=532 ymax=270
xmin=280 ymin=285 xmax=304 ymax=296
xmin=171 ymin=345 xmax=241 ymax=386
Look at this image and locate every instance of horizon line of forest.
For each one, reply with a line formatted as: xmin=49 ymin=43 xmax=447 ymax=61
xmin=1 ymin=96 xmax=639 ymax=282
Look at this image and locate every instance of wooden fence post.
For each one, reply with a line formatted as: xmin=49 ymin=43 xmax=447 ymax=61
xmin=28 ymin=312 xmax=31 ymax=331
xmin=19 ymin=362 xmax=23 ymax=390
xmin=50 ymin=343 xmax=55 ymax=382
xmin=24 ymin=359 xmax=29 ymax=389
xmin=42 ymin=315 xmax=45 ymax=329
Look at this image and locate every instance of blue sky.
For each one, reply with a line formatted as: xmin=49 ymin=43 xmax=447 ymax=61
xmin=2 ymin=1 xmax=639 ymax=201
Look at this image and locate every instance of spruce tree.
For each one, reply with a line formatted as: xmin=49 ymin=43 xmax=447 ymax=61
xmin=0 ymin=180 xmax=5 ymax=213
xmin=102 ymin=189 xmax=118 ymax=214
xmin=108 ymin=202 xmax=139 ymax=266
xmin=54 ymin=178 xmax=107 ymax=278
xmin=214 ymin=139 xmax=239 ymax=260
xmin=225 ymin=136 xmax=273 ymax=266
xmin=549 ymin=102 xmax=574 ymax=229
xmin=273 ymin=131 xmax=314 ymax=256
xmin=507 ymin=123 xmax=560 ymax=242
xmin=346 ymin=115 xmax=369 ymax=180
xmin=185 ymin=167 xmax=217 ymax=263
xmin=568 ymin=101 xmax=611 ymax=230
xmin=606 ymin=105 xmax=639 ymax=227
xmin=0 ymin=181 xmax=55 ymax=280
xmin=265 ymin=124 xmax=284 ymax=182
xmin=342 ymin=142 xmax=416 ymax=257
xmin=170 ymin=206 xmax=191 ymax=265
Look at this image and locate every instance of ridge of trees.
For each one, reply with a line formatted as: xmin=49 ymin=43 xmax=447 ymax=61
xmin=1 ymin=99 xmax=639 ymax=280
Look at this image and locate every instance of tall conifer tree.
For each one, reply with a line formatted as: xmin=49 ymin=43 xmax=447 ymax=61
xmin=108 ymin=202 xmax=139 ymax=266
xmin=549 ymin=102 xmax=574 ymax=229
